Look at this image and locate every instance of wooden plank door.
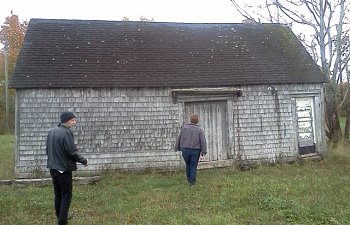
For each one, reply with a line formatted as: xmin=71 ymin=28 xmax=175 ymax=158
xmin=184 ymin=101 xmax=228 ymax=162
xmin=295 ymin=97 xmax=316 ymax=154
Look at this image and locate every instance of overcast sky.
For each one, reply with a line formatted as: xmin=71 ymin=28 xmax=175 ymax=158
xmin=0 ymin=0 xmax=249 ymax=24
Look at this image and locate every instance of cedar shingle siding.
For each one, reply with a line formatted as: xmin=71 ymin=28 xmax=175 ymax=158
xmin=10 ymin=19 xmax=326 ymax=178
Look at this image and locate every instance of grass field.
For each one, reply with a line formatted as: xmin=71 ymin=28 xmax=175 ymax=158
xmin=0 ymin=134 xmax=15 ymax=179
xmin=0 ymin=136 xmax=350 ymax=225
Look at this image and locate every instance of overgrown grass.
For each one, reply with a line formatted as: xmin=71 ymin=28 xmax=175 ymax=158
xmin=1 ymin=136 xmax=350 ymax=224
xmin=0 ymin=134 xmax=14 ymax=179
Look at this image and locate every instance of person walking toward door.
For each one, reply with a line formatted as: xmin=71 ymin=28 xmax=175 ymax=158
xmin=46 ymin=111 xmax=88 ymax=225
xmin=175 ymin=114 xmax=207 ymax=185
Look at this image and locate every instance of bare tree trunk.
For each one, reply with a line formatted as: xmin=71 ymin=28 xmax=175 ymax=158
xmin=344 ymin=83 xmax=350 ymax=143
xmin=4 ymin=40 xmax=10 ymax=132
xmin=325 ymin=83 xmax=342 ymax=144
xmin=344 ymin=108 xmax=350 ymax=144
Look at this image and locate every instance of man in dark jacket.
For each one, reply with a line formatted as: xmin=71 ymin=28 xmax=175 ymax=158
xmin=46 ymin=111 xmax=88 ymax=225
xmin=175 ymin=114 xmax=207 ymax=185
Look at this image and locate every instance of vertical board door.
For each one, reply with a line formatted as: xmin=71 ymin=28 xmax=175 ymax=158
xmin=295 ymin=97 xmax=316 ymax=154
xmin=184 ymin=101 xmax=228 ymax=162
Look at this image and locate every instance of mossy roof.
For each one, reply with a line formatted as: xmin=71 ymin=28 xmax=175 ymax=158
xmin=9 ymin=19 xmax=327 ymax=89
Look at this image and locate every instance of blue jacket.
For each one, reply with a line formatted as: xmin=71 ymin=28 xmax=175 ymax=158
xmin=46 ymin=123 xmax=87 ymax=171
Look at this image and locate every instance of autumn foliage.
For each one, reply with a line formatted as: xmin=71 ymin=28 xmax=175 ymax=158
xmin=0 ymin=12 xmax=28 ymax=133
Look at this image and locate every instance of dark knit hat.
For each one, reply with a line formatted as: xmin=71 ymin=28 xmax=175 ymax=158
xmin=60 ymin=111 xmax=76 ymax=123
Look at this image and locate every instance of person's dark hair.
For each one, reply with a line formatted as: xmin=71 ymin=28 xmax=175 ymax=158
xmin=190 ymin=114 xmax=199 ymax=124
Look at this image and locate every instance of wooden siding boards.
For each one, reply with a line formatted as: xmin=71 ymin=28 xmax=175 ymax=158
xmin=13 ymin=84 xmax=325 ymax=178
xmin=14 ymin=88 xmax=182 ymax=177
xmin=184 ymin=101 xmax=229 ymax=161
xmin=232 ymin=83 xmax=325 ymax=161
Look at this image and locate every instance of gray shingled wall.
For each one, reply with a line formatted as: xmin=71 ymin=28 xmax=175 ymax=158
xmin=14 ymin=84 xmax=325 ymax=178
xmin=15 ymin=87 xmax=182 ymax=178
xmin=232 ymin=83 xmax=325 ymax=161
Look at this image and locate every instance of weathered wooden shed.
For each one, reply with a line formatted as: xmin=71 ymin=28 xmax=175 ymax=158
xmin=9 ymin=19 xmax=327 ymax=178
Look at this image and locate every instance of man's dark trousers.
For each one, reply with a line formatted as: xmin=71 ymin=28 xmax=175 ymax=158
xmin=181 ymin=148 xmax=201 ymax=184
xmin=50 ymin=170 xmax=73 ymax=225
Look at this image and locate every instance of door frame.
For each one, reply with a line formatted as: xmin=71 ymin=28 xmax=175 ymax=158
xmin=291 ymin=91 xmax=325 ymax=156
xmin=295 ymin=97 xmax=316 ymax=154
xmin=172 ymin=87 xmax=242 ymax=161
xmin=183 ymin=100 xmax=229 ymax=161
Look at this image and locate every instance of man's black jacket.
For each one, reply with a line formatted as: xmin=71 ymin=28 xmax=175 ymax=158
xmin=46 ymin=123 xmax=87 ymax=171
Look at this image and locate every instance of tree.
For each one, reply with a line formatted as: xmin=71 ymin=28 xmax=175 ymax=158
xmin=0 ymin=11 xmax=28 ymax=133
xmin=344 ymin=61 xmax=350 ymax=143
xmin=230 ymin=0 xmax=350 ymax=144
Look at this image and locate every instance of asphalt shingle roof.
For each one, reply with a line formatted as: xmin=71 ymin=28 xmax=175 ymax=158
xmin=9 ymin=19 xmax=327 ymax=89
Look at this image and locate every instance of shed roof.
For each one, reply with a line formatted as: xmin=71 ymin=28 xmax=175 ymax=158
xmin=9 ymin=19 xmax=326 ymax=89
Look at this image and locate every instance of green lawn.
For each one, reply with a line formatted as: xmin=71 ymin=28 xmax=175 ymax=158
xmin=1 ymin=136 xmax=350 ymax=224
xmin=0 ymin=134 xmax=15 ymax=179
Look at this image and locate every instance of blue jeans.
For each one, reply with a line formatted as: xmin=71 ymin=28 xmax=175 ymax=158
xmin=181 ymin=148 xmax=201 ymax=184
